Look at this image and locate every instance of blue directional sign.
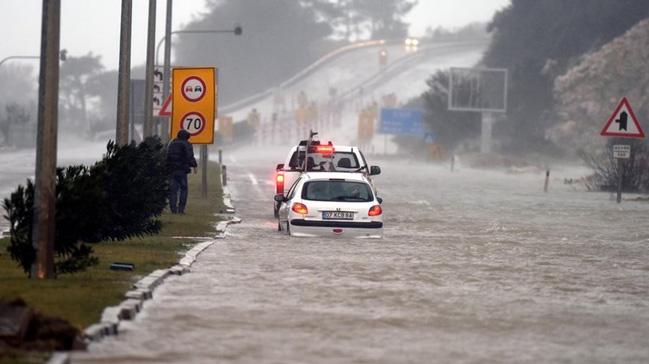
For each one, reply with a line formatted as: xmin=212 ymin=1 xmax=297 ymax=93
xmin=378 ymin=108 xmax=425 ymax=135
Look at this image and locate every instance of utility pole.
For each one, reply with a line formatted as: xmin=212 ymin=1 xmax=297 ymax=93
xmin=116 ymin=0 xmax=132 ymax=146
xmin=32 ymin=0 xmax=61 ymax=279
xmin=162 ymin=0 xmax=173 ymax=142
xmin=143 ymin=0 xmax=157 ymax=138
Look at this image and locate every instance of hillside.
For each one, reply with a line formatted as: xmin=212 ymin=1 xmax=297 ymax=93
xmin=551 ymin=18 xmax=649 ymax=153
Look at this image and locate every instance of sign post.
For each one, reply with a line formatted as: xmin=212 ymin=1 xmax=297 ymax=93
xmin=600 ymin=97 xmax=644 ymax=203
xmin=172 ymin=67 xmax=217 ymax=198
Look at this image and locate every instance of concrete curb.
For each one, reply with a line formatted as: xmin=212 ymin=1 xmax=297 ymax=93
xmin=222 ymin=186 xmax=236 ymax=213
xmin=48 ymin=187 xmax=241 ymax=364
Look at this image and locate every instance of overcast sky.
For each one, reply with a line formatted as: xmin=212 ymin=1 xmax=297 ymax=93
xmin=0 ymin=0 xmax=510 ymax=71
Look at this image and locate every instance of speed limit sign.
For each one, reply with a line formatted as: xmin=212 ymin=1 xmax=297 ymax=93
xmin=181 ymin=112 xmax=206 ymax=136
xmin=171 ymin=67 xmax=217 ymax=144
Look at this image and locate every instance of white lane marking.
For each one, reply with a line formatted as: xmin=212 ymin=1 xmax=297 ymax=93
xmin=248 ymin=173 xmax=259 ymax=186
xmin=246 ymin=171 xmax=264 ymax=198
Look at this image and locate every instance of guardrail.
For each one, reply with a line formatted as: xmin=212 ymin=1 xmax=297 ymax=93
xmin=220 ymin=40 xmax=389 ymax=114
xmin=220 ymin=39 xmax=490 ymax=149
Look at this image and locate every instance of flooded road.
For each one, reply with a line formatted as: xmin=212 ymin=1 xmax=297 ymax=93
xmin=73 ymin=150 xmax=649 ymax=363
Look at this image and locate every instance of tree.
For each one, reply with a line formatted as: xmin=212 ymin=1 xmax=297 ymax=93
xmin=85 ymin=70 xmax=118 ymax=134
xmin=482 ymin=0 xmax=649 ymax=153
xmin=0 ymin=64 xmax=36 ymax=107
xmin=59 ymin=53 xmax=104 ymax=135
xmin=175 ymin=0 xmax=334 ymax=105
xmin=354 ymin=0 xmax=416 ymax=40
xmin=0 ymin=64 xmax=37 ymax=145
xmin=401 ymin=71 xmax=481 ymax=154
xmin=322 ymin=0 xmax=416 ymax=41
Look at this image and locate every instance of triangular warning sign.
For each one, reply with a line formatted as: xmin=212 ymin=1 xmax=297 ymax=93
xmin=601 ymin=97 xmax=644 ymax=138
xmin=158 ymin=95 xmax=172 ymax=117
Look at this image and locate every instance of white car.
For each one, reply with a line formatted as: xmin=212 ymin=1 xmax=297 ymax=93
xmin=274 ymin=140 xmax=381 ymax=217
xmin=275 ymin=172 xmax=383 ymax=238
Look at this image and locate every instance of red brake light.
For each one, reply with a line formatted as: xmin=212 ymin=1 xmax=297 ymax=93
xmin=307 ymin=142 xmax=335 ymax=155
xmin=292 ymin=202 xmax=308 ymax=214
xmin=276 ymin=173 xmax=284 ymax=194
xmin=368 ymin=205 xmax=382 ymax=216
xmin=314 ymin=145 xmax=334 ymax=154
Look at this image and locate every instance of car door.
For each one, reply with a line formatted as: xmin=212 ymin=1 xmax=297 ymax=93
xmin=279 ymin=177 xmax=302 ymax=223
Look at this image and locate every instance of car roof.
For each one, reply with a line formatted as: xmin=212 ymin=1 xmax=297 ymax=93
xmin=302 ymin=172 xmax=368 ymax=182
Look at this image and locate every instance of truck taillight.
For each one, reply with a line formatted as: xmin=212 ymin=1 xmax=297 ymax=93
xmin=292 ymin=202 xmax=308 ymax=215
xmin=314 ymin=145 xmax=334 ymax=155
xmin=368 ymin=205 xmax=382 ymax=216
xmin=276 ymin=173 xmax=284 ymax=194
xmin=307 ymin=142 xmax=335 ymax=156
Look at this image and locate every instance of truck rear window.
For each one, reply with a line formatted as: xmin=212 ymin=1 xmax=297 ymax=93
xmin=288 ymin=151 xmax=360 ymax=171
xmin=302 ymin=181 xmax=373 ymax=202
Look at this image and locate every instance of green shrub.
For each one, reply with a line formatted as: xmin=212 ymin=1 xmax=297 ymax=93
xmin=2 ymin=137 xmax=170 ymax=276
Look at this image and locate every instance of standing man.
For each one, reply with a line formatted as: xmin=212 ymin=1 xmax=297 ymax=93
xmin=167 ymin=129 xmax=197 ymax=214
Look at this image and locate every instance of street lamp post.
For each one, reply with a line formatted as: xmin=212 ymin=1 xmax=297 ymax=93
xmin=155 ymin=26 xmax=243 ymax=66
xmin=0 ymin=50 xmax=67 ymax=68
xmin=160 ymin=0 xmax=173 ymax=143
xmin=143 ymin=0 xmax=157 ymax=139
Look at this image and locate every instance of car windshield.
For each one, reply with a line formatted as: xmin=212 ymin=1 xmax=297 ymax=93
xmin=288 ymin=151 xmax=360 ymax=171
xmin=302 ymin=180 xmax=373 ymax=202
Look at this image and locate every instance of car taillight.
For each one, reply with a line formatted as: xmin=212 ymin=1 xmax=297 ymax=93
xmin=368 ymin=205 xmax=382 ymax=216
xmin=292 ymin=202 xmax=308 ymax=214
xmin=276 ymin=173 xmax=284 ymax=194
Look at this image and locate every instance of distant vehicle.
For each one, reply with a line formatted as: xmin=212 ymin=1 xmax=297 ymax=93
xmin=275 ymin=172 xmax=383 ymax=238
xmin=274 ymin=139 xmax=381 ymax=217
xmin=379 ymin=48 xmax=388 ymax=66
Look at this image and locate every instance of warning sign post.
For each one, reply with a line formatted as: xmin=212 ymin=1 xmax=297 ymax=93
xmin=600 ymin=97 xmax=645 ymax=203
xmin=171 ymin=67 xmax=217 ymax=144
xmin=600 ymin=97 xmax=644 ymax=138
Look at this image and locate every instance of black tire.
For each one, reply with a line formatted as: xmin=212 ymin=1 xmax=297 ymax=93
xmin=273 ymin=202 xmax=279 ymax=218
xmin=286 ymin=222 xmax=291 ymax=236
xmin=277 ymin=219 xmax=282 ymax=231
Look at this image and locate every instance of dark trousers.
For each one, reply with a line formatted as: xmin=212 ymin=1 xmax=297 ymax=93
xmin=169 ymin=170 xmax=189 ymax=213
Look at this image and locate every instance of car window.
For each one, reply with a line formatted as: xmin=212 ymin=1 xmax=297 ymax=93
xmin=286 ymin=177 xmax=301 ymax=200
xmin=330 ymin=152 xmax=360 ymax=170
xmin=289 ymin=150 xmax=360 ymax=171
xmin=302 ymin=180 xmax=373 ymax=202
xmin=358 ymin=149 xmax=369 ymax=171
xmin=288 ymin=151 xmax=305 ymax=170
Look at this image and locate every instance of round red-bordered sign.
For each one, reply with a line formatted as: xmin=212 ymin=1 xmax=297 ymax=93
xmin=180 ymin=76 xmax=207 ymax=102
xmin=180 ymin=111 xmax=206 ymax=136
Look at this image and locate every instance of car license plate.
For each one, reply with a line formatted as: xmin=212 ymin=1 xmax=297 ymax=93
xmin=322 ymin=211 xmax=354 ymax=220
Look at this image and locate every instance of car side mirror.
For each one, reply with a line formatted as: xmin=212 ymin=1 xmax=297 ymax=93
xmin=276 ymin=163 xmax=285 ymax=171
xmin=274 ymin=194 xmax=285 ymax=202
xmin=370 ymin=165 xmax=381 ymax=176
xmin=377 ymin=197 xmax=383 ymax=204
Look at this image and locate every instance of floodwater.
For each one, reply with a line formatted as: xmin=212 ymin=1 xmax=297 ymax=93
xmin=72 ymin=150 xmax=649 ymax=363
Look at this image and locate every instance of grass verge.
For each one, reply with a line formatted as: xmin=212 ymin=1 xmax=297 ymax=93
xmin=0 ymin=161 xmax=224 ymax=331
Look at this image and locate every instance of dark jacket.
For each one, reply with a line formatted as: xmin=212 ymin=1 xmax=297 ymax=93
xmin=167 ymin=138 xmax=197 ymax=173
